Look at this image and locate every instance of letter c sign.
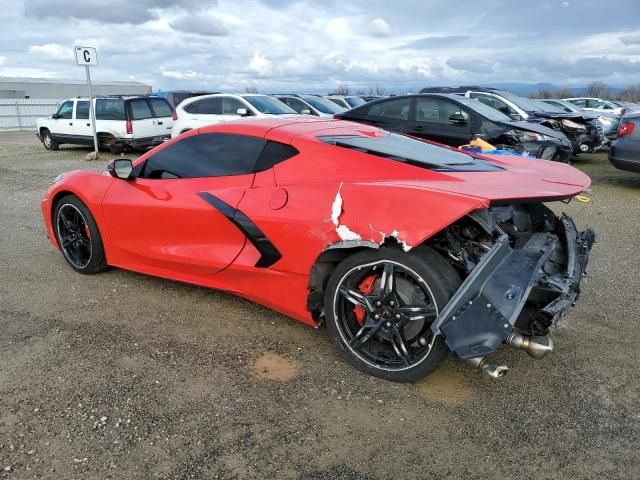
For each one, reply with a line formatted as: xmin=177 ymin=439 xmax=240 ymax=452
xmin=75 ymin=46 xmax=98 ymax=66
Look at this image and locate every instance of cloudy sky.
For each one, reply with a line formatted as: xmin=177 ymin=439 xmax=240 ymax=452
xmin=0 ymin=0 xmax=639 ymax=92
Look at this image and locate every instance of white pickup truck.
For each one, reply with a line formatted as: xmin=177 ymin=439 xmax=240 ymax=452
xmin=36 ymin=96 xmax=174 ymax=153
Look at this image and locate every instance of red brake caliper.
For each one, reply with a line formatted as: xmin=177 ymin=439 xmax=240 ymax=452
xmin=354 ymin=274 xmax=377 ymax=326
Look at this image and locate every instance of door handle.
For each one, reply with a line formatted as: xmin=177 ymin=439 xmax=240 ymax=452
xmin=69 ymin=122 xmax=73 ymax=126
xmin=86 ymin=123 xmax=91 ymax=126
xmin=157 ymin=121 xmax=163 ymax=125
xmin=413 ymin=125 xmax=424 ymax=131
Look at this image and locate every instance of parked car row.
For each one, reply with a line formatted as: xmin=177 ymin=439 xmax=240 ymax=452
xmin=34 ymin=87 xmax=639 ymax=170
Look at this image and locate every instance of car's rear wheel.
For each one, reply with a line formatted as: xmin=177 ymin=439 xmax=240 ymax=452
xmin=324 ymin=246 xmax=461 ymax=382
xmin=41 ymin=129 xmax=59 ymax=151
xmin=98 ymin=134 xmax=121 ymax=154
xmin=53 ymin=195 xmax=108 ymax=274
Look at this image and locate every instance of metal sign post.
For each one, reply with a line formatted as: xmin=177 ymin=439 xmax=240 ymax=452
xmin=74 ymin=46 xmax=99 ymax=158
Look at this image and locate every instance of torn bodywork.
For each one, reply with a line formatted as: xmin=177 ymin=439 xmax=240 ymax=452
xmin=527 ymin=112 xmax=607 ymax=154
xmin=428 ymin=203 xmax=595 ymax=360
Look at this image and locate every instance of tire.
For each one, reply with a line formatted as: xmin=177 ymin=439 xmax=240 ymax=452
xmin=53 ymin=194 xmax=108 ymax=274
xmin=98 ymin=134 xmax=121 ymax=154
xmin=324 ymin=246 xmax=461 ymax=382
xmin=41 ymin=129 xmax=59 ymax=151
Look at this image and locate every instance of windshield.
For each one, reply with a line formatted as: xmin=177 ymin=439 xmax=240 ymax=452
xmin=318 ymin=131 xmax=502 ymax=172
xmin=242 ymin=96 xmax=296 ymax=114
xmin=345 ymin=96 xmax=366 ymax=108
xmin=533 ymin=100 xmax=565 ymax=113
xmin=494 ymin=91 xmax=544 ymax=113
xmin=456 ymin=97 xmax=512 ymax=122
xmin=301 ymin=95 xmax=346 ymax=114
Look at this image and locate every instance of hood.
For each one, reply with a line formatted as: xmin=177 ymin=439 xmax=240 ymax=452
xmin=526 ymin=111 xmax=593 ymax=121
xmin=360 ymin=154 xmax=591 ymax=202
xmin=500 ymin=119 xmax=566 ymax=139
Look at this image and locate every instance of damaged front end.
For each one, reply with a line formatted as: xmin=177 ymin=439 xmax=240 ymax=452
xmin=428 ymin=203 xmax=595 ymax=377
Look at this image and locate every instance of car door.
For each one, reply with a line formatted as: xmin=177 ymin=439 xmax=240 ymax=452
xmin=102 ymin=132 xmax=268 ymax=277
xmin=49 ymin=100 xmax=76 ymax=139
xmin=148 ymin=97 xmax=174 ymax=136
xmin=408 ymin=97 xmax=472 ymax=146
xmin=73 ymin=100 xmax=93 ymax=144
xmin=184 ymin=97 xmax=224 ymax=127
xmin=127 ymin=98 xmax=158 ymax=138
xmin=357 ymin=97 xmax=413 ymax=133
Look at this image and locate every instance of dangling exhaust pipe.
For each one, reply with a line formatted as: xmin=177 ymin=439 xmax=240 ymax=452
xmin=506 ymin=333 xmax=553 ymax=360
xmin=465 ymin=356 xmax=508 ymax=380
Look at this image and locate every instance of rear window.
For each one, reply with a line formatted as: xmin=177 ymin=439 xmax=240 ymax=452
xmin=149 ymin=98 xmax=173 ymax=117
xmin=129 ymin=99 xmax=153 ymax=120
xmin=318 ymin=132 xmax=502 ymax=172
xmin=96 ymin=99 xmax=126 ymax=120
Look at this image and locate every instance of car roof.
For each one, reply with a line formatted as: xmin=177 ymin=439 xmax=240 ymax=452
xmin=197 ymin=117 xmax=378 ymax=142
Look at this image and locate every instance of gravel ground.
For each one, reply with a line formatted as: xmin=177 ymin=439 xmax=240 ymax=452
xmin=0 ymin=132 xmax=639 ymax=480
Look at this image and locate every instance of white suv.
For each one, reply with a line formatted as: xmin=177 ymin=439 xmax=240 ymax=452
xmin=171 ymin=93 xmax=300 ymax=137
xmin=36 ymin=96 xmax=174 ymax=153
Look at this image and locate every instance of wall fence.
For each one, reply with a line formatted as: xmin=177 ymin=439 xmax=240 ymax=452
xmin=0 ymin=99 xmax=61 ymax=132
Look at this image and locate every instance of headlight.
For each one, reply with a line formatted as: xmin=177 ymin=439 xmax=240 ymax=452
xmin=598 ymin=116 xmax=615 ymax=125
xmin=519 ymin=132 xmax=555 ymax=142
xmin=561 ymin=119 xmax=587 ymax=132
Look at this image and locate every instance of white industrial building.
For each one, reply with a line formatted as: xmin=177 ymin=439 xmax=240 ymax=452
xmin=0 ymin=77 xmax=153 ymax=131
xmin=0 ymin=77 xmax=152 ymax=99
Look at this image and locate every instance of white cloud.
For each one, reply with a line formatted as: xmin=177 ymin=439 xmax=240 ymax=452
xmin=29 ymin=43 xmax=73 ymax=61
xmin=247 ymin=51 xmax=273 ymax=76
xmin=368 ymin=18 xmax=392 ymax=37
xmin=160 ymin=68 xmax=198 ymax=79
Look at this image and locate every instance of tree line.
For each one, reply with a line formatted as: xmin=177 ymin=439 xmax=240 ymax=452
xmin=528 ymin=81 xmax=640 ymax=102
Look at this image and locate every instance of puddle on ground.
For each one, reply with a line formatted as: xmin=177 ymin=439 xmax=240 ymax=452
xmin=250 ymin=352 xmax=298 ymax=381
xmin=416 ymin=366 xmax=474 ymax=405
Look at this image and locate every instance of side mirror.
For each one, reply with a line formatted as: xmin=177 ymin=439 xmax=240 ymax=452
xmin=236 ymin=108 xmax=249 ymax=116
xmin=301 ymin=109 xmax=311 ymax=115
xmin=107 ymin=159 xmax=134 ymax=180
xmin=509 ymin=113 xmax=522 ymax=121
xmin=449 ymin=112 xmax=468 ymax=125
xmin=51 ymin=113 xmax=59 ymax=119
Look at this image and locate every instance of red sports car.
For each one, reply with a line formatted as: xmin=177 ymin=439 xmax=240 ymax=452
xmin=41 ymin=118 xmax=595 ymax=382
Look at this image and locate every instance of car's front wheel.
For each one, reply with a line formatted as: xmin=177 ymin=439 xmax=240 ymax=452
xmin=53 ymin=195 xmax=108 ymax=274
xmin=41 ymin=129 xmax=59 ymax=151
xmin=324 ymin=246 xmax=461 ymax=382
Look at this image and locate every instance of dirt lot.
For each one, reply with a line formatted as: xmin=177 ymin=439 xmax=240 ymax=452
xmin=1 ymin=131 xmax=639 ymax=480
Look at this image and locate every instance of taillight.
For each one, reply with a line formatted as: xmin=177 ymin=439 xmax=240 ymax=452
xmin=617 ymin=121 xmax=635 ymax=137
xmin=172 ymin=110 xmax=178 ymax=121
xmin=126 ymin=119 xmax=133 ymax=135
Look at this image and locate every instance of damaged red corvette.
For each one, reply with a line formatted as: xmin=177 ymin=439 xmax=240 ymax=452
xmin=41 ymin=118 xmax=595 ymax=382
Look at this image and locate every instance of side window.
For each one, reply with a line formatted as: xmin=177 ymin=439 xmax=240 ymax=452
xmin=281 ymin=98 xmax=312 ymax=114
xmin=129 ymin=99 xmax=153 ymax=120
xmin=56 ymin=101 xmax=74 ymax=119
xmin=149 ymin=98 xmax=173 ymax=118
xmin=367 ymin=98 xmax=411 ymax=120
xmin=470 ymin=93 xmax=516 ymax=116
xmin=75 ymin=101 xmax=89 ymax=120
xmin=96 ymin=99 xmax=126 ymax=120
xmin=415 ymin=98 xmax=469 ymax=124
xmin=254 ymin=141 xmax=299 ymax=172
xmin=221 ymin=97 xmax=247 ymax=115
xmin=142 ymin=133 xmax=267 ymax=179
xmin=571 ymin=99 xmax=587 ymax=107
xmin=186 ymin=98 xmax=221 ymax=115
